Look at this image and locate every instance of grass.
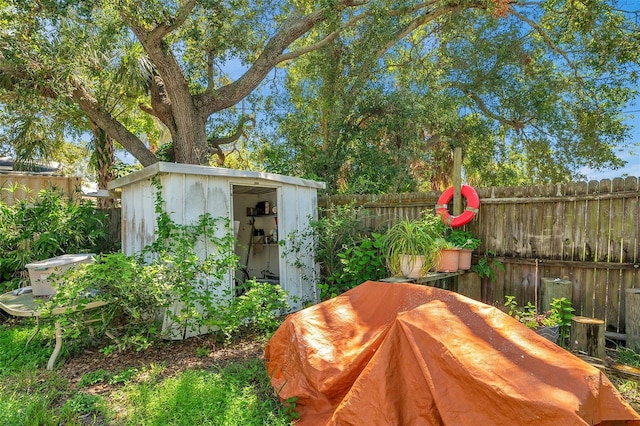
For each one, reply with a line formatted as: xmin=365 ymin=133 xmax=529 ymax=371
xmin=2 ymin=318 xmax=640 ymax=425
xmin=0 ymin=320 xmax=292 ymax=425
xmin=113 ymin=364 xmax=285 ymax=425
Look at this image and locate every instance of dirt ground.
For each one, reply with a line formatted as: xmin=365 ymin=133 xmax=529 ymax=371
xmin=55 ymin=334 xmax=266 ymax=389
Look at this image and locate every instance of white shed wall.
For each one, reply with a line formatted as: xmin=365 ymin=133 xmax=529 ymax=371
xmin=279 ymin=183 xmax=320 ymax=305
xmin=120 ymin=178 xmax=156 ymax=254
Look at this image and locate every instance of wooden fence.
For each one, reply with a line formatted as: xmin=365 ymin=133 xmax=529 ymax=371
xmin=0 ymin=174 xmax=82 ymax=205
xmin=100 ymin=207 xmax=122 ymax=251
xmin=320 ymin=176 xmax=640 ymax=337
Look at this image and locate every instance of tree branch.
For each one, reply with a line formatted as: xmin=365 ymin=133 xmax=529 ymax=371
xmin=156 ymin=0 xmax=198 ymax=37
xmin=210 ymin=115 xmax=255 ymax=145
xmin=509 ymin=8 xmax=581 ymax=80
xmin=452 ymin=83 xmax=529 ymax=131
xmin=207 ymin=115 xmax=255 ymax=165
xmin=124 ymin=0 xmax=197 ymax=42
xmin=196 ymin=2 xmax=365 ymax=114
xmin=70 ymin=77 xmax=158 ymax=166
xmin=277 ymin=13 xmax=367 ymax=62
xmin=348 ymin=2 xmax=466 ymax=97
xmin=123 ymin=4 xmax=202 ymax=149
xmin=0 ymin=59 xmax=158 ymax=166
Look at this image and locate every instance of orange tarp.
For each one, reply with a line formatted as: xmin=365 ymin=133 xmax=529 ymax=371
xmin=265 ymin=281 xmax=640 ymax=425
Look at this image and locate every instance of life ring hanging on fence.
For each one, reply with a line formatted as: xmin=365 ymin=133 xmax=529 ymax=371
xmin=436 ymin=184 xmax=480 ymax=228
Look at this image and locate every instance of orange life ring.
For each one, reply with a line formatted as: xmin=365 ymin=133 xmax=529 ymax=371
xmin=435 ymin=184 xmax=480 ymax=227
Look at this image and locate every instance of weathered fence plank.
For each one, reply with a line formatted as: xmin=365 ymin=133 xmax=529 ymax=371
xmin=573 ymin=266 xmax=588 ymax=319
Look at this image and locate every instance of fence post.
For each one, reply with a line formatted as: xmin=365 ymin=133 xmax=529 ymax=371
xmin=625 ymin=289 xmax=640 ymax=351
xmin=453 ymin=147 xmax=462 ymax=216
xmin=540 ymin=277 xmax=572 ymax=311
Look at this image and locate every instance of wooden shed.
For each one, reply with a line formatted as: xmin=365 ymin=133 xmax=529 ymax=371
xmin=109 ymin=162 xmax=325 ymax=338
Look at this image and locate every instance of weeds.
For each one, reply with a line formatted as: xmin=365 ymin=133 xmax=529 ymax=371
xmin=44 ymin=179 xmax=289 ymax=352
xmin=0 ymin=186 xmax=112 ymax=288
xmin=616 ymin=346 xmax=640 ymax=367
xmin=0 ymin=321 xmax=292 ymax=425
xmin=58 ymin=392 xmax=107 ymax=421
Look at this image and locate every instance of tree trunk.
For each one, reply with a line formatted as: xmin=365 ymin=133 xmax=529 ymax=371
xmin=570 ymin=316 xmax=605 ymax=359
xmin=130 ymin=23 xmax=209 ymax=165
xmin=170 ymin=109 xmax=208 ymax=164
xmin=93 ymin=128 xmax=115 ymax=209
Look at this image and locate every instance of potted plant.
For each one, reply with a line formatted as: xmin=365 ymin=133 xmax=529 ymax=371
xmin=433 ymin=238 xmax=460 ymax=272
xmin=446 ymin=230 xmax=481 ymax=270
xmin=382 ymin=213 xmax=442 ymax=278
xmin=504 ymin=296 xmax=574 ymax=345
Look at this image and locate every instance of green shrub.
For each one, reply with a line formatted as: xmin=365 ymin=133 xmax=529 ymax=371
xmin=44 ymin=251 xmax=162 ymax=351
xmin=471 ymin=250 xmax=505 ymax=282
xmin=0 ymin=185 xmax=112 ymax=287
xmin=446 ymin=229 xmax=481 ymax=250
xmin=312 ymin=203 xmax=376 ymax=284
xmin=214 ymin=279 xmax=290 ymax=341
xmin=320 ymin=232 xmax=387 ymax=299
xmin=46 ymin=179 xmax=289 ymax=351
xmin=305 ymin=203 xmax=389 ymax=299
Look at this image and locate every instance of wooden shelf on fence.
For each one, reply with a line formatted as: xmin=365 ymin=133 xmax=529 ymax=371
xmin=479 ymin=256 xmax=640 ymax=270
xmin=381 ymin=271 xmax=465 ymax=290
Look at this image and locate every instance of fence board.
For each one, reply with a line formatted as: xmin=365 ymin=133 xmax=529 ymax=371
xmin=609 ymin=269 xmax=623 ymax=333
xmin=572 ymin=267 xmax=587 ymax=318
xmin=623 ymin=182 xmax=639 ymax=264
xmin=552 ymin=199 xmax=565 ymax=260
xmin=529 ymin=196 xmax=544 ymax=259
xmin=562 ymin=194 xmax=574 ymax=261
xmin=573 ymin=182 xmax=589 ymax=263
xmin=585 ymin=189 xmax=600 ymax=262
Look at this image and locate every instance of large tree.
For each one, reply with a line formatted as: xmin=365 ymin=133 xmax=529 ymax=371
xmin=0 ymin=0 xmax=638 ymax=182
xmin=258 ymin=1 xmax=640 ymax=192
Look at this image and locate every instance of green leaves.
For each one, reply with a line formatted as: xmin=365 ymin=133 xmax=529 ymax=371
xmin=2 ymin=0 xmax=639 ymax=183
xmin=446 ymin=230 xmax=481 ymax=250
xmin=550 ymin=296 xmax=575 ymax=347
xmin=46 ymin=183 xmax=288 ymax=349
xmin=505 ymin=295 xmax=574 ymax=347
xmin=266 ymin=1 xmax=640 ymax=191
xmin=323 ymin=232 xmax=387 ymax=299
xmin=382 ymin=212 xmax=443 ymax=276
xmin=0 ymin=187 xmax=111 ymax=286
xmin=471 ymin=251 xmax=504 ymax=282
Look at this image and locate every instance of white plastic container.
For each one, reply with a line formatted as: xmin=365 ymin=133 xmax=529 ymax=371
xmin=25 ymin=254 xmax=95 ymax=297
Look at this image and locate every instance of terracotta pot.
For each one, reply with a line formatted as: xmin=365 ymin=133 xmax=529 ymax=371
xmin=400 ymin=255 xmax=426 ymax=278
xmin=458 ymin=249 xmax=473 ymax=270
xmin=434 ymin=249 xmax=460 ymax=272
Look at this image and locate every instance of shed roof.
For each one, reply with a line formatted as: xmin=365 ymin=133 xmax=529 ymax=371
xmin=108 ymin=162 xmax=325 ymax=191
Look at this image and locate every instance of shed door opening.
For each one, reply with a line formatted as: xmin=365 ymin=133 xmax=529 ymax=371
xmin=232 ymin=185 xmax=280 ymax=294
